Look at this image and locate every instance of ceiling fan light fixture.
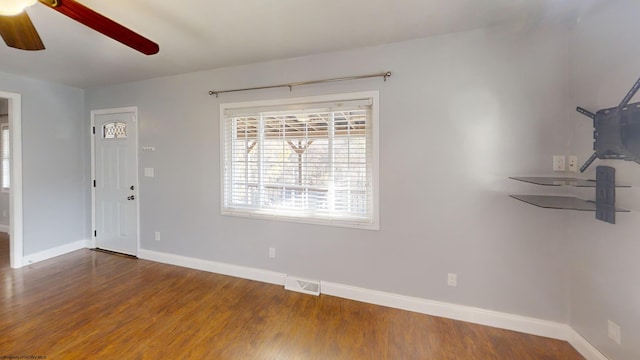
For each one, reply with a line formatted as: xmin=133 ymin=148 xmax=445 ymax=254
xmin=0 ymin=0 xmax=158 ymax=54
xmin=0 ymin=0 xmax=37 ymax=16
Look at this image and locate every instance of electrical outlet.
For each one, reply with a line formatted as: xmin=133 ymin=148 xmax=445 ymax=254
xmin=608 ymin=320 xmax=621 ymax=344
xmin=447 ymin=273 xmax=457 ymax=287
xmin=154 ymin=231 xmax=161 ymax=241
xmin=269 ymin=247 xmax=276 ymax=258
xmin=568 ymin=155 xmax=578 ymax=172
xmin=553 ymin=155 xmax=566 ymax=172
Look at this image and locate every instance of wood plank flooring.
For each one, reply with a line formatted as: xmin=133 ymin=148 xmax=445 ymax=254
xmin=0 ymin=234 xmax=584 ymax=359
xmin=0 ymin=231 xmax=8 ymax=269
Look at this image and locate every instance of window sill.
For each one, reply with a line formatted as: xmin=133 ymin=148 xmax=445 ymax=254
xmin=221 ymin=209 xmax=379 ymax=231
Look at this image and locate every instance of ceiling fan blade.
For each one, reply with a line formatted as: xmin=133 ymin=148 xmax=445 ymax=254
xmin=0 ymin=12 xmax=45 ymax=51
xmin=39 ymin=0 xmax=159 ymax=55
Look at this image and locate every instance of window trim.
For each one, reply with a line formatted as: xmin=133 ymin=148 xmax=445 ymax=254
xmin=219 ymin=91 xmax=379 ymax=230
xmin=1 ymin=123 xmax=9 ymax=193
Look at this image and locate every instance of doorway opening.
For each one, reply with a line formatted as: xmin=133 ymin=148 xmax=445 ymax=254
xmin=0 ymin=92 xmax=24 ymax=268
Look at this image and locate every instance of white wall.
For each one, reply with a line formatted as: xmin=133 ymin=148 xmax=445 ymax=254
xmin=0 ymin=108 xmax=8 ymax=228
xmin=0 ymin=71 xmax=87 ymax=255
xmin=0 ymin=99 xmax=8 ymax=228
xmin=86 ymin=22 xmax=572 ymax=322
xmin=567 ymin=1 xmax=640 ymax=359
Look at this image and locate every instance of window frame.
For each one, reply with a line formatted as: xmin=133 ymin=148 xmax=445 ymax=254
xmin=219 ymin=91 xmax=379 ymax=230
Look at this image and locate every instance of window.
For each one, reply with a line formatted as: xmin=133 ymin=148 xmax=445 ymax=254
xmin=103 ymin=122 xmax=127 ymax=139
xmin=1 ymin=124 xmax=9 ymax=192
xmin=221 ymin=92 xmax=379 ymax=229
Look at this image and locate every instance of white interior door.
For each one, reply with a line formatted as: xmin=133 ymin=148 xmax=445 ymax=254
xmin=93 ymin=108 xmax=138 ymax=256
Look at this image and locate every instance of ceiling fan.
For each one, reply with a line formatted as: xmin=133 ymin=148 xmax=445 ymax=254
xmin=0 ymin=0 xmax=159 ymax=55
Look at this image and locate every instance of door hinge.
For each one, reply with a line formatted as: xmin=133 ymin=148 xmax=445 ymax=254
xmin=94 ymin=230 xmax=97 ymax=237
xmin=92 ymin=126 xmax=95 ymax=134
xmin=93 ymin=180 xmax=96 ymax=187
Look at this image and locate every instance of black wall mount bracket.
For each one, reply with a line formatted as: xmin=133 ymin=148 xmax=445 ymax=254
xmin=577 ymin=76 xmax=640 ymax=172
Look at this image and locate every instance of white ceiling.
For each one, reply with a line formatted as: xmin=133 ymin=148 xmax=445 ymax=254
xmin=0 ymin=0 xmax=606 ymax=89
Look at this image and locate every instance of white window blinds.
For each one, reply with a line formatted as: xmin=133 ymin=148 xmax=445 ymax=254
xmin=221 ymin=93 xmax=378 ymax=228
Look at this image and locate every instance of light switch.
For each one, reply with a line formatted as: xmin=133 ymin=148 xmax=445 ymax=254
xmin=144 ymin=168 xmax=155 ymax=177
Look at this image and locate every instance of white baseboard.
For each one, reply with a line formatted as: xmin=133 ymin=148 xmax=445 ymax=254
xmin=320 ymin=281 xmax=568 ymax=339
xmin=0 ymin=224 xmax=9 ymax=233
xmin=567 ymin=328 xmax=609 ymax=360
xmin=22 ymin=239 xmax=91 ymax=265
xmin=137 ymin=248 xmax=606 ymax=360
xmin=138 ymin=249 xmax=287 ymax=286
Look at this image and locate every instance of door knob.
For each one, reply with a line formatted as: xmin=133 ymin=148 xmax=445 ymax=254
xmin=127 ymin=195 xmax=135 ymax=200
xmin=130 ymin=185 xmax=135 ymax=190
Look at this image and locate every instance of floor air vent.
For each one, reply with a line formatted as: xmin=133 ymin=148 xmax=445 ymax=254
xmin=284 ymin=276 xmax=321 ymax=296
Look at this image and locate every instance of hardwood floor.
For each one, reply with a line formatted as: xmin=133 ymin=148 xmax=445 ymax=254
xmin=0 ymin=231 xmax=8 ymax=268
xmin=0 ymin=241 xmax=584 ymax=359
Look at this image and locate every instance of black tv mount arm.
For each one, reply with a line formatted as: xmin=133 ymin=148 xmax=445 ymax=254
xmin=576 ymin=76 xmax=640 ymax=172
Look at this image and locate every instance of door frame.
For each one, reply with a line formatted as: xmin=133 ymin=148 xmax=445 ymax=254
xmin=0 ymin=91 xmax=24 ymax=269
xmin=90 ymin=107 xmax=140 ymax=254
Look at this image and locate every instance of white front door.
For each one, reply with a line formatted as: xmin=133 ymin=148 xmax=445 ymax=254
xmin=92 ymin=108 xmax=139 ymax=256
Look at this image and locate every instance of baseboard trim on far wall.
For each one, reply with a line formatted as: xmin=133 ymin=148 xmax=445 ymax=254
xmin=137 ymin=249 xmax=287 ymax=286
xmin=138 ymin=248 xmax=606 ymax=360
xmin=320 ymin=281 xmax=568 ymax=339
xmin=22 ymin=239 xmax=91 ymax=265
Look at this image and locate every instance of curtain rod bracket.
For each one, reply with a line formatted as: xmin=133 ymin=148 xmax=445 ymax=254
xmin=209 ymin=71 xmax=391 ymax=97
